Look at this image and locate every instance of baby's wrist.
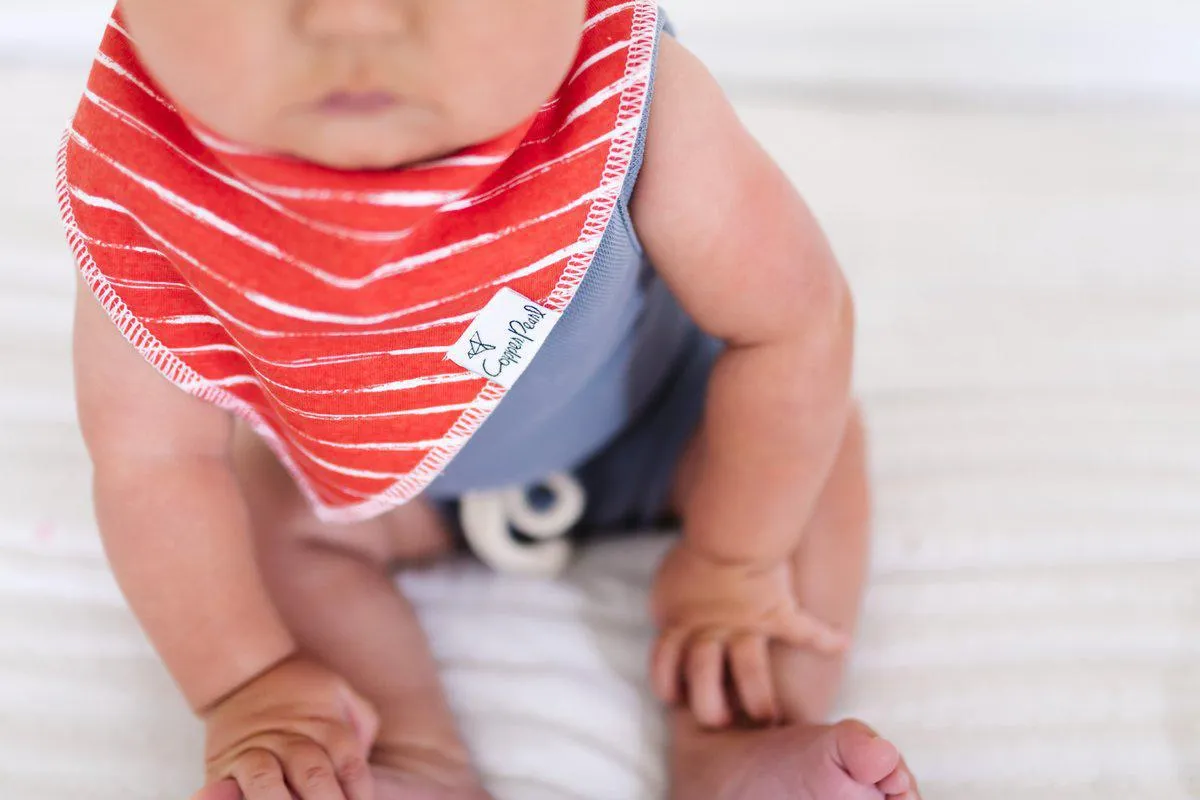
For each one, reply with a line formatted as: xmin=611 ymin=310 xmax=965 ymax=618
xmin=674 ymin=537 xmax=782 ymax=576
xmin=196 ymin=646 xmax=301 ymax=717
xmin=677 ymin=531 xmax=789 ymax=574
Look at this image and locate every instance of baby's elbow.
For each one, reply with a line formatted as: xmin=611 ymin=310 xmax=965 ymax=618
xmin=767 ymin=262 xmax=855 ymax=355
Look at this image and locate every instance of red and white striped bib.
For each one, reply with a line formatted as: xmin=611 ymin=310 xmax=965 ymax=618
xmin=59 ymin=0 xmax=660 ymax=522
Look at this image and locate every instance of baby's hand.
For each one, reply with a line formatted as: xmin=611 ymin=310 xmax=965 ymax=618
xmin=194 ymin=655 xmax=379 ymax=800
xmin=650 ymin=542 xmax=849 ymax=728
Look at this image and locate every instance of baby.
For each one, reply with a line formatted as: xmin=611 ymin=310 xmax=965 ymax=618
xmin=61 ymin=1 xmax=919 ymax=798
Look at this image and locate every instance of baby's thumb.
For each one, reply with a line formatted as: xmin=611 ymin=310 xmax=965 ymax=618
xmin=338 ymin=684 xmax=381 ymax=754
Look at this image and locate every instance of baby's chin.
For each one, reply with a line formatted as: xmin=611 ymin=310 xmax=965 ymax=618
xmin=273 ymin=106 xmax=536 ymax=172
xmin=250 ymin=111 xmax=461 ymax=171
xmin=287 ymin=144 xmax=435 ymax=172
xmin=282 ymin=131 xmax=453 ymax=172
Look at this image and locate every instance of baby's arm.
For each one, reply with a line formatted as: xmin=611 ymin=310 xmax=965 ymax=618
xmin=631 ymin=39 xmax=855 ymax=720
xmin=75 ymin=279 xmax=294 ymax=708
xmin=75 ymin=278 xmax=295 ymax=710
xmin=74 ymin=280 xmax=375 ymax=799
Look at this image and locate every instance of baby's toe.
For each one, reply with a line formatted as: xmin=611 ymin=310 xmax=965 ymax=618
xmin=832 ymin=719 xmax=903 ymax=787
xmin=877 ymin=756 xmax=921 ymax=800
xmin=876 ymin=765 xmax=911 ymax=795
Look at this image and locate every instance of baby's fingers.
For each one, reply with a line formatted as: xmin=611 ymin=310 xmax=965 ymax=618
xmin=280 ymin=740 xmax=348 ymax=800
xmin=728 ymin=634 xmax=778 ymax=724
xmin=324 ymin=723 xmax=375 ymax=800
xmin=779 ymin=610 xmax=850 ymax=655
xmin=190 ymin=779 xmax=242 ymax=800
xmin=651 ymin=627 xmax=690 ymax=705
xmin=230 ymin=749 xmax=292 ymax=800
xmin=687 ymin=635 xmax=731 ymax=728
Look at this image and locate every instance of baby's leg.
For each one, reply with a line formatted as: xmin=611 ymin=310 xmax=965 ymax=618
xmin=668 ymin=408 xmax=920 ymax=799
xmin=232 ymin=425 xmax=487 ymax=797
xmin=768 ymin=405 xmax=872 ymax=722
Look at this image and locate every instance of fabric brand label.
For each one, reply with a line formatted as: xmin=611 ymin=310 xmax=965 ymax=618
xmin=447 ymin=288 xmax=562 ymax=388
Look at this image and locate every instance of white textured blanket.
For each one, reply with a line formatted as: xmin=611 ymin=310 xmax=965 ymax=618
xmin=1 ymin=69 xmax=1197 ymax=799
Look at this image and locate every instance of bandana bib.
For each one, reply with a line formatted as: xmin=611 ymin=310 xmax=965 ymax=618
xmin=59 ymin=0 xmax=661 ymax=523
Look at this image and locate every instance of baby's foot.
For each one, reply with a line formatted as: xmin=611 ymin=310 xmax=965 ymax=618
xmin=672 ymin=718 xmax=918 ymax=800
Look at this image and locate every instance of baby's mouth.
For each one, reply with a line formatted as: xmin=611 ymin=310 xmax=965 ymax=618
xmin=316 ymin=90 xmax=400 ymax=115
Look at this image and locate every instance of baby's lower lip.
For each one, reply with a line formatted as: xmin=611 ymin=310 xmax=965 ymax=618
xmin=317 ymin=91 xmax=399 ymax=114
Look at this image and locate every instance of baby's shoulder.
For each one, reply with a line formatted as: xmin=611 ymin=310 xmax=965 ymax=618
xmin=633 ymin=37 xmax=774 ymax=245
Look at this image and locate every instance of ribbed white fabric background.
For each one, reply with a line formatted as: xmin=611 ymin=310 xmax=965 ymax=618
xmin=1 ymin=69 xmax=1198 ymax=799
